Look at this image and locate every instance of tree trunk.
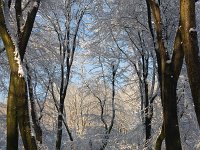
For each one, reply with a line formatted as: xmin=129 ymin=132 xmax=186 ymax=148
xmin=27 ymin=64 xmax=42 ymax=143
xmin=144 ymin=81 xmax=152 ymax=148
xmin=0 ymin=1 xmax=40 ymax=149
xmin=7 ymin=71 xmax=37 ymax=150
xmin=147 ymin=1 xmax=183 ymax=149
xmin=7 ymin=72 xmax=18 ymax=150
xmin=155 ymin=122 xmax=165 ymax=150
xmin=15 ymin=72 xmax=37 ymax=150
xmin=56 ymin=97 xmax=73 ymax=150
xmin=180 ymin=0 xmax=200 ymax=127
xmin=162 ymin=64 xmax=181 ymax=150
xmin=55 ymin=101 xmax=64 ymax=150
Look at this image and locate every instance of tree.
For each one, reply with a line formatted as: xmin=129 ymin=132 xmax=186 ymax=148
xmin=85 ymin=56 xmax=118 ymax=150
xmin=86 ymin=0 xmax=163 ymax=148
xmin=147 ymin=0 xmax=183 ymax=149
xmin=26 ymin=62 xmax=43 ymax=143
xmin=147 ymin=0 xmax=200 ymax=149
xmin=0 ymin=0 xmax=40 ymax=149
xmin=180 ymin=0 xmax=200 ymax=128
xmin=38 ymin=0 xmax=86 ymax=149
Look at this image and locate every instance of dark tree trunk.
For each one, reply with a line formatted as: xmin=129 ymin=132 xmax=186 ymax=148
xmin=162 ymin=64 xmax=181 ymax=150
xmin=56 ymin=99 xmax=64 ymax=150
xmin=155 ymin=122 xmax=165 ymax=150
xmin=144 ymin=81 xmax=151 ymax=145
xmin=147 ymin=1 xmax=184 ymax=149
xmin=0 ymin=1 xmax=40 ymax=149
xmin=180 ymin=0 xmax=200 ymax=127
xmin=56 ymin=96 xmax=73 ymax=150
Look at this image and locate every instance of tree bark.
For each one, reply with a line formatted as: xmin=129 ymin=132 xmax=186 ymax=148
xmin=147 ymin=1 xmax=184 ymax=149
xmin=180 ymin=0 xmax=200 ymax=127
xmin=0 ymin=1 xmax=40 ymax=149
xmin=15 ymin=72 xmax=37 ymax=150
xmin=162 ymin=63 xmax=181 ymax=150
xmin=155 ymin=122 xmax=165 ymax=150
xmin=56 ymin=98 xmax=70 ymax=150
xmin=7 ymin=73 xmax=18 ymax=150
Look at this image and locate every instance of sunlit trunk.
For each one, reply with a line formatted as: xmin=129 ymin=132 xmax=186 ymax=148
xmin=7 ymin=72 xmax=18 ymax=150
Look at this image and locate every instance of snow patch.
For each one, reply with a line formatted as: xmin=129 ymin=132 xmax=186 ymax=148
xmin=31 ymin=131 xmax=35 ymax=137
xmin=166 ymin=60 xmax=171 ymax=64
xmin=189 ymin=27 xmax=196 ymax=33
xmin=3 ymin=2 xmax=25 ymax=77
xmin=33 ymin=1 xmax=38 ymax=8
xmin=195 ymin=142 xmax=200 ymax=149
xmin=14 ymin=48 xmax=25 ymax=77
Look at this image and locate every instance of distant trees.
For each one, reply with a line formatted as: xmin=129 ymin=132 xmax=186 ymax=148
xmin=0 ymin=0 xmax=200 ymax=149
xmin=88 ymin=0 xmax=160 ymax=148
xmin=85 ymin=57 xmax=119 ymax=150
xmin=37 ymin=0 xmax=86 ymax=149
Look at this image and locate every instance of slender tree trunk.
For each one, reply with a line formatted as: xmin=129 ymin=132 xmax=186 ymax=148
xmin=27 ymin=64 xmax=42 ymax=143
xmin=144 ymin=81 xmax=152 ymax=147
xmin=155 ymin=122 xmax=165 ymax=150
xmin=56 ymin=97 xmax=73 ymax=150
xmin=56 ymin=99 xmax=64 ymax=150
xmin=100 ymin=65 xmax=117 ymax=150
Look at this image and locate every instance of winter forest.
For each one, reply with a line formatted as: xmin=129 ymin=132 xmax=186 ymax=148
xmin=0 ymin=0 xmax=200 ymax=150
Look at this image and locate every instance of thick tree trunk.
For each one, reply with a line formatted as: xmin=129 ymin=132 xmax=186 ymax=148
xmin=7 ymin=73 xmax=18 ymax=150
xmin=180 ymin=0 xmax=200 ymax=127
xmin=7 ymin=71 xmax=37 ymax=150
xmin=0 ymin=1 xmax=40 ymax=149
xmin=162 ymin=64 xmax=181 ymax=150
xmin=147 ymin=1 xmax=183 ymax=149
xmin=15 ymin=72 xmax=37 ymax=150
